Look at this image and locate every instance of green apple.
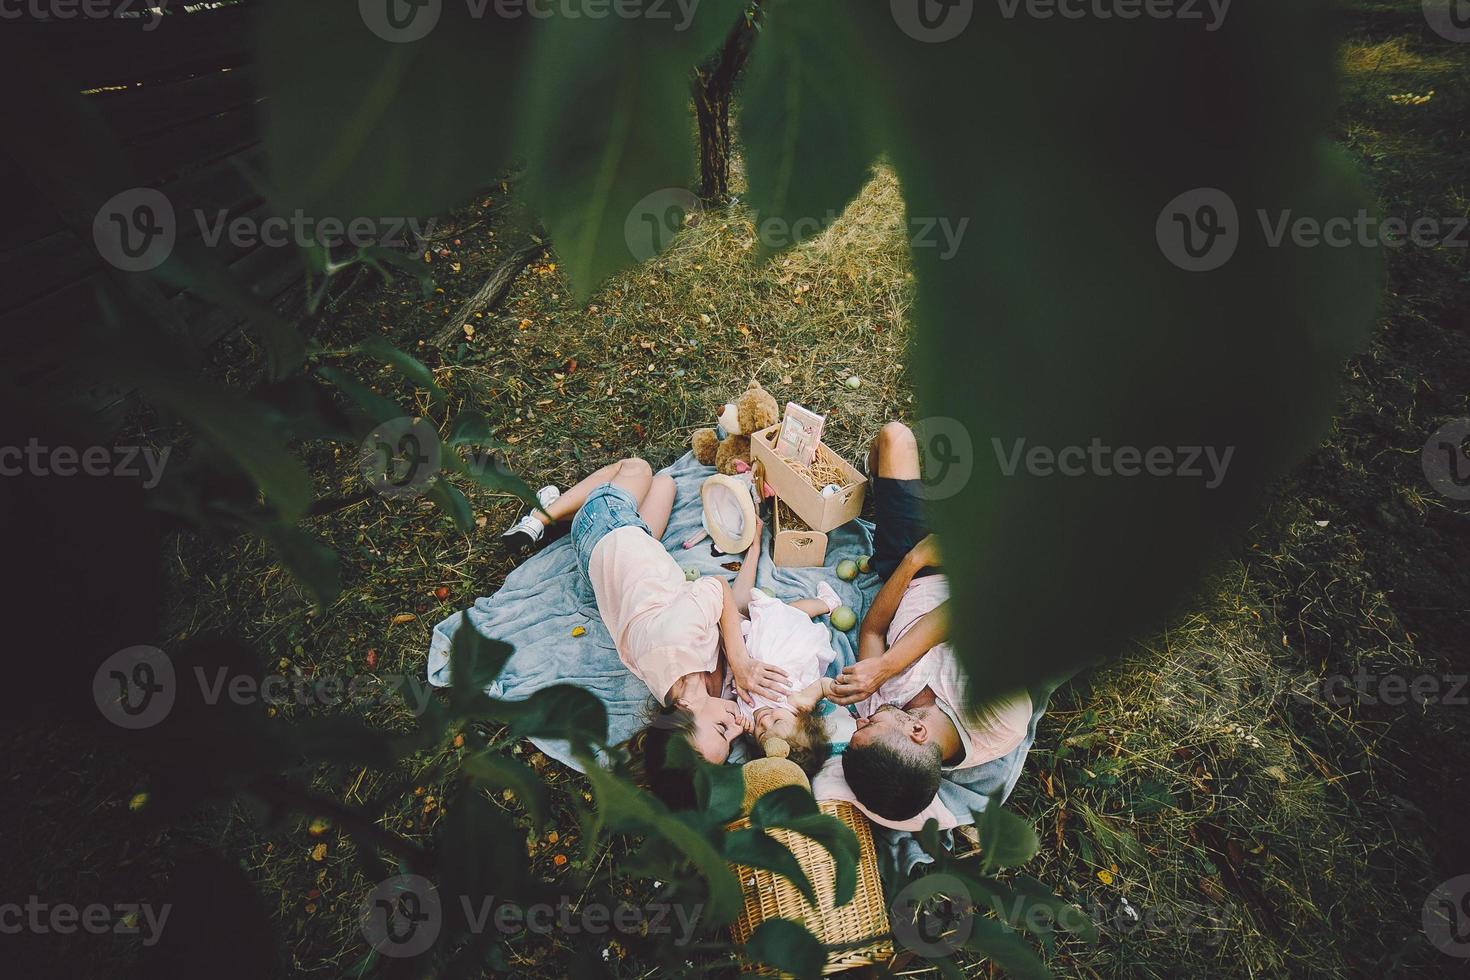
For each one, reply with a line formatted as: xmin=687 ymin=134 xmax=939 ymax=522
xmin=836 ymin=559 xmax=858 ymax=581
xmin=830 ymin=605 xmax=857 ymax=631
xmin=856 ymin=554 xmax=872 ymax=574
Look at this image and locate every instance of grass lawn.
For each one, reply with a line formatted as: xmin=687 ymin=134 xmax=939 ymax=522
xmin=5 ymin=3 xmax=1467 ymax=977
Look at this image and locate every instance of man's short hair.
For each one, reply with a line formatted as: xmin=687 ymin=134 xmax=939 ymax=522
xmin=841 ymin=730 xmax=942 ymax=821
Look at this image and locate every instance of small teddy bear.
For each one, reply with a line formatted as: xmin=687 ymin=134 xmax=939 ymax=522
xmin=691 ymin=380 xmax=780 ymax=475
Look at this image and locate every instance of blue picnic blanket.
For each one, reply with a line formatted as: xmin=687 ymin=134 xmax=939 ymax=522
xmin=426 ymin=452 xmax=1051 ymax=875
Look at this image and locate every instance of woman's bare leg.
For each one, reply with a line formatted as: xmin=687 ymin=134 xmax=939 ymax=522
xmin=637 ymin=473 xmax=676 ymax=541
xmin=538 ymin=458 xmax=652 ymax=526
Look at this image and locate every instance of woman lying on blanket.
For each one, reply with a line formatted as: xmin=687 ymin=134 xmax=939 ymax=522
xmin=497 ymin=456 xmax=791 ymax=807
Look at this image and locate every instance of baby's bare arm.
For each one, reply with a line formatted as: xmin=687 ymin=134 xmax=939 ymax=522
xmin=788 ymin=678 xmax=829 ymax=711
xmin=787 ymin=598 xmax=829 ymax=619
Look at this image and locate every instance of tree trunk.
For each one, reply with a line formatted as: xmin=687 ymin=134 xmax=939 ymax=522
xmin=692 ymin=5 xmax=760 ymax=206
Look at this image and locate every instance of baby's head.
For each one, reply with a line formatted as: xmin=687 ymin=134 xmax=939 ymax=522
xmin=754 ymin=705 xmax=830 ymax=778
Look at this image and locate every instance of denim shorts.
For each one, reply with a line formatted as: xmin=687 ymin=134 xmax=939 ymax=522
xmin=871 ymin=476 xmax=941 ymax=581
xmin=570 ymin=484 xmax=650 ymax=585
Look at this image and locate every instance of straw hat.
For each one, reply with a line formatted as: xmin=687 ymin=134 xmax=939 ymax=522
xmin=701 ymin=473 xmax=757 ymax=554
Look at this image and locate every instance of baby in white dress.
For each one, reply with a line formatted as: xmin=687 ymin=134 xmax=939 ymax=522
xmin=724 ymin=522 xmax=846 ymax=776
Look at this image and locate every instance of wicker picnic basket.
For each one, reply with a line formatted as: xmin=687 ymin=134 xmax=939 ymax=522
xmin=727 ymin=800 xmax=893 ymax=975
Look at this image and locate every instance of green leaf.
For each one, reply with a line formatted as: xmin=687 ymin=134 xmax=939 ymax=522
xmin=962 ymin=915 xmax=1051 ymax=980
xmin=518 ymin=2 xmax=739 ymax=298
xmin=749 ymin=787 xmax=859 ymax=907
xmin=580 ymin=761 xmax=742 ymax=925
xmin=744 ymin=918 xmax=826 ymax=979
xmin=694 ymin=761 xmax=746 ymax=825
xmin=446 ymin=448 xmax=538 ymax=506
xmin=960 ymin=874 xmax=1098 ymax=944
xmin=258 ymin=523 xmax=343 ymax=605
xmin=155 ymin=248 xmax=308 ymax=381
xmin=127 ymin=369 xmax=311 ymax=523
xmin=446 ymin=410 xmax=496 ymax=447
xmin=916 ymin=817 xmax=945 ymax=862
xmin=258 ymin=0 xmax=530 ymax=224
xmin=448 ymin=614 xmax=513 ymax=711
xmin=439 ymin=789 xmax=530 ymax=936
xmin=722 ymin=827 xmax=816 ymax=907
xmin=845 ymin=0 xmax=1381 ymax=699
xmin=974 ymin=803 xmax=1039 ymax=874
xmin=462 ymin=753 xmax=548 ymax=832
xmin=495 ymin=685 xmax=609 ymax=748
xmin=317 ymin=366 xmax=407 ymax=427
xmin=428 ymin=479 xmax=475 ymax=533
xmin=356 ymin=336 xmax=446 ymax=405
xmin=741 ymin=0 xmax=877 ymax=254
xmin=358 ymin=245 xmax=435 ymax=297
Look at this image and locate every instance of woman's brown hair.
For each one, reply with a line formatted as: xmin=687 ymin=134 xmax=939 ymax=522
xmin=622 ymin=702 xmax=698 ymax=810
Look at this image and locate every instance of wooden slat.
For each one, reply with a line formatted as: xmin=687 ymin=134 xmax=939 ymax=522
xmin=16 ymin=4 xmax=257 ymax=89
xmin=92 ymin=66 xmax=259 ymax=143
xmin=0 ymin=145 xmax=266 ymax=315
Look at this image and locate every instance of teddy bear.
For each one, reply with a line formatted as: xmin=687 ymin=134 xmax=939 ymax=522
xmin=691 ymin=380 xmax=780 ymax=475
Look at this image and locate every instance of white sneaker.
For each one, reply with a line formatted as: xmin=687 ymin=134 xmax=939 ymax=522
xmin=500 ymin=485 xmax=560 ymax=547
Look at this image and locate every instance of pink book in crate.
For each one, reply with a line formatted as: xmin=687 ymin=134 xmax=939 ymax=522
xmin=774 ymin=402 xmax=825 ymax=467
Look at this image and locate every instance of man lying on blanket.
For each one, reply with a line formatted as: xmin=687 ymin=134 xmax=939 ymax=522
xmin=828 ymin=422 xmax=1034 ymax=822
